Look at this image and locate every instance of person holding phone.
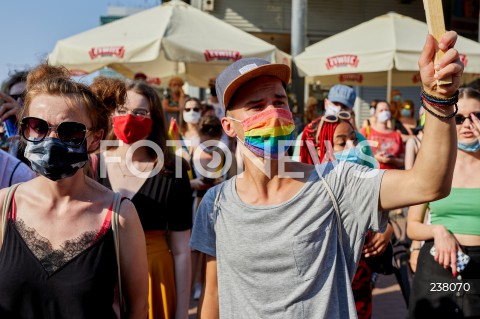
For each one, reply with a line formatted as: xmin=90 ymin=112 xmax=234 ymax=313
xmin=0 ymin=70 xmax=29 ymax=162
xmin=407 ymin=88 xmax=480 ymax=318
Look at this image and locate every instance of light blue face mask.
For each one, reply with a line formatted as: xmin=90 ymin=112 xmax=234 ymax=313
xmin=334 ymin=147 xmax=362 ymax=164
xmin=458 ymin=140 xmax=480 ymax=153
xmin=401 ymin=109 xmax=410 ymax=117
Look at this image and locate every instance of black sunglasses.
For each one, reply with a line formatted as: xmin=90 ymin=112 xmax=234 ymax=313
xmin=21 ymin=117 xmax=90 ymax=147
xmin=10 ymin=91 xmax=26 ymax=101
xmin=454 ymin=112 xmax=480 ymax=125
xmin=184 ymin=107 xmax=200 ymax=113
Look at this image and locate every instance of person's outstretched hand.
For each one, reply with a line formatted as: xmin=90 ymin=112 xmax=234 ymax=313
xmin=419 ymin=31 xmax=464 ymax=98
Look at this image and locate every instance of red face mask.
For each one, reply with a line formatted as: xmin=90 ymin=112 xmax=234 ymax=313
xmin=112 ymin=114 xmax=153 ymax=144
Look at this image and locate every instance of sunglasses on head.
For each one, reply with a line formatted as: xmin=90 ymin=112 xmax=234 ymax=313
xmin=454 ymin=112 xmax=480 ymax=125
xmin=323 ymin=111 xmax=351 ymax=123
xmin=184 ymin=107 xmax=200 ymax=113
xmin=315 ymin=111 xmax=352 ymax=142
xmin=21 ymin=117 xmax=90 ymax=147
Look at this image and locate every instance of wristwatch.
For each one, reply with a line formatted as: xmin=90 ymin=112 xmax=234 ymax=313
xmin=410 ymin=246 xmax=421 ymax=252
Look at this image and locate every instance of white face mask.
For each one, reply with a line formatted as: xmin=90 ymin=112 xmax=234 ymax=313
xmin=376 ymin=111 xmax=391 ymax=123
xmin=183 ymin=110 xmax=201 ymax=124
xmin=369 ymin=108 xmax=375 ymax=116
xmin=325 ymin=102 xmax=341 ymax=117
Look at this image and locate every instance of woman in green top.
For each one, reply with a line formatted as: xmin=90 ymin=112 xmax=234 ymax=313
xmin=407 ymin=88 xmax=480 ymax=318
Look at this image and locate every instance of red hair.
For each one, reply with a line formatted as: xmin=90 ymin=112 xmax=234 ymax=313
xmin=299 ymin=117 xmax=353 ymax=164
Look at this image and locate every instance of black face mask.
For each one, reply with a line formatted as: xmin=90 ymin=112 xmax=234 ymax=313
xmin=24 ymin=137 xmax=89 ymax=181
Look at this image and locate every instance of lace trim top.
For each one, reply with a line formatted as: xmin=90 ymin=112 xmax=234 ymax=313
xmin=9 ymin=195 xmax=113 ymax=275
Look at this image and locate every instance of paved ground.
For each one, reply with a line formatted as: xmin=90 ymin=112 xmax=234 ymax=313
xmin=189 ymin=274 xmax=410 ymax=319
xmin=373 ymin=274 xmax=409 ymax=319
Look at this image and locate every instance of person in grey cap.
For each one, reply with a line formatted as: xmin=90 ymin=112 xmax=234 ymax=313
xmin=324 ymin=84 xmax=358 ymax=129
xmin=299 ymin=83 xmax=377 ymax=168
xmin=190 ymin=31 xmax=463 ymax=319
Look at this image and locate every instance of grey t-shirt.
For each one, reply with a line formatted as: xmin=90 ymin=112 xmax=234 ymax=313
xmin=190 ymin=161 xmax=387 ymax=319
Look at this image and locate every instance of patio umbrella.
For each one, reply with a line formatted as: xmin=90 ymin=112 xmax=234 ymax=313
xmin=294 ymin=12 xmax=480 ymax=99
xmin=49 ymin=0 xmax=290 ymax=87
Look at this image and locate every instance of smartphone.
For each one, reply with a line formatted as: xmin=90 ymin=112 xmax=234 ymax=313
xmin=429 ymin=246 xmax=470 ymax=273
xmin=0 ymin=96 xmax=18 ymax=138
xmin=2 ymin=116 xmax=18 ymax=138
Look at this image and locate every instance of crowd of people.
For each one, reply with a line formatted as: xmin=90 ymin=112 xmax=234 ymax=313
xmin=0 ymin=30 xmax=478 ymax=319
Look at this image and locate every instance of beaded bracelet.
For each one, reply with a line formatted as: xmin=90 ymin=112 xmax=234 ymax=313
xmin=420 ymin=100 xmax=458 ymax=120
xmin=420 ymin=96 xmax=454 ymax=108
xmin=421 ymin=88 xmax=459 ymax=106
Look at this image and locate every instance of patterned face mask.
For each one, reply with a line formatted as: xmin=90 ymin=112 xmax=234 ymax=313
xmin=229 ymin=108 xmax=296 ymax=159
xmin=24 ymin=137 xmax=89 ymax=181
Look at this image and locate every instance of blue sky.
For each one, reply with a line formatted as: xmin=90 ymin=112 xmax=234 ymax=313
xmin=0 ymin=0 xmax=161 ymax=85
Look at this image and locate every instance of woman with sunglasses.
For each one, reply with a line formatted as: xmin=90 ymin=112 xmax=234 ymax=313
xmin=0 ymin=64 xmax=148 ymax=318
xmin=407 ymin=87 xmax=480 ymax=318
xmin=360 ymin=101 xmax=405 ymax=170
xmin=179 ymin=97 xmax=202 ymax=151
xmin=96 ymin=81 xmax=193 ymax=319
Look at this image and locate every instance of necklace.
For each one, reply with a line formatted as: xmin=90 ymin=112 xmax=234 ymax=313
xmin=116 ymin=161 xmax=152 ymax=178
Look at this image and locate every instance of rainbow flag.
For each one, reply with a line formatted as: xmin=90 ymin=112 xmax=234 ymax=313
xmin=167 ymin=117 xmax=189 ymax=154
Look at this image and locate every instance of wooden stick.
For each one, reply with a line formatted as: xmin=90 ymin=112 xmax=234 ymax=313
xmin=423 ymin=0 xmax=452 ymax=85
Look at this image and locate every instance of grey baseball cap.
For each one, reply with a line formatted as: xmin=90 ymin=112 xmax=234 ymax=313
xmin=215 ymin=58 xmax=290 ymax=113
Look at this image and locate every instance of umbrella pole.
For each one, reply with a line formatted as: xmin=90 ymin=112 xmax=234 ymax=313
xmin=387 ymin=68 xmax=392 ymax=103
xmin=174 ymin=62 xmax=179 ymax=75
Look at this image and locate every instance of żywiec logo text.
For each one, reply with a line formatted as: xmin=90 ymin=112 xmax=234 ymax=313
xmin=204 ymin=50 xmax=242 ymax=62
xmin=325 ymin=55 xmax=359 ymax=70
xmin=89 ymin=46 xmax=125 ymax=60
xmin=339 ymin=74 xmax=363 ymax=83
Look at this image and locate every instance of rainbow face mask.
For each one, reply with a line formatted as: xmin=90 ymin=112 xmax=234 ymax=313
xmin=229 ymin=108 xmax=295 ymax=159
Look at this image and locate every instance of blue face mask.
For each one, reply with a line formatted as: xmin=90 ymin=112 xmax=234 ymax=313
xmin=458 ymin=140 xmax=480 ymax=153
xmin=334 ymin=148 xmax=362 ymax=164
xmin=401 ymin=109 xmax=410 ymax=117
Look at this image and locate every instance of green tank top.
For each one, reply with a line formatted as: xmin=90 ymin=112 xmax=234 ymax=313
xmin=429 ymin=188 xmax=480 ymax=235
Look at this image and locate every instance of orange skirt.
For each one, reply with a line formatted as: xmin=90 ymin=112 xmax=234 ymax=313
xmin=145 ymin=231 xmax=176 ymax=319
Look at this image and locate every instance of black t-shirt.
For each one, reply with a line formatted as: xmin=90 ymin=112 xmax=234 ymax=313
xmin=97 ymin=156 xmax=193 ymax=232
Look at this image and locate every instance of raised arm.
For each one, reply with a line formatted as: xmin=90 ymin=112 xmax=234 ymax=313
xmin=379 ymin=32 xmax=463 ymax=210
xmin=118 ymin=199 xmax=149 ymax=319
xmin=198 ymin=255 xmax=219 ymax=319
